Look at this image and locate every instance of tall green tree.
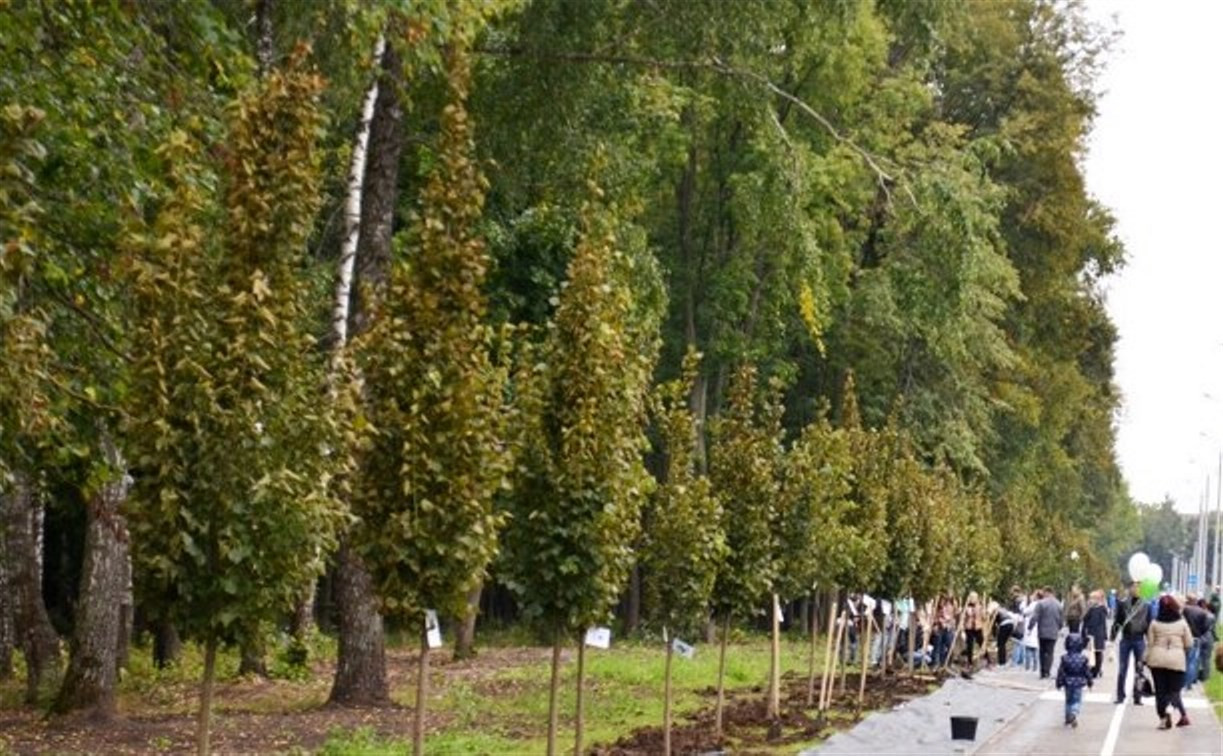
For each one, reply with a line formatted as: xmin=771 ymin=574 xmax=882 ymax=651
xmin=708 ymin=364 xmax=781 ymax=731
xmin=350 ymin=38 xmax=511 ymax=756
xmin=123 ymin=56 xmax=344 ymax=755
xmin=501 ymin=186 xmax=659 ymax=756
xmin=641 ymin=351 xmax=725 ymax=756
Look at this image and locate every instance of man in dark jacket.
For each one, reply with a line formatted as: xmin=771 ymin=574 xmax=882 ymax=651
xmin=1111 ymin=581 xmax=1150 ymax=705
xmin=1029 ymin=586 xmax=1063 ymax=678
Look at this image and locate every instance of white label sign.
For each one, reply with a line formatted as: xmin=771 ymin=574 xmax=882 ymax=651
xmin=425 ymin=609 xmax=443 ymax=649
xmin=672 ymin=637 xmax=695 ymax=660
xmin=584 ymin=626 xmax=611 ymax=649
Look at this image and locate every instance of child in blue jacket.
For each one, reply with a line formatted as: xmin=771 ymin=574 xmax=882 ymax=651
xmin=1056 ymin=633 xmax=1093 ymax=727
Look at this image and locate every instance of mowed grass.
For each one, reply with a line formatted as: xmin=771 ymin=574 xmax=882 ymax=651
xmin=375 ymin=631 xmax=821 ymax=754
xmin=2 ymin=627 xmax=833 ymax=754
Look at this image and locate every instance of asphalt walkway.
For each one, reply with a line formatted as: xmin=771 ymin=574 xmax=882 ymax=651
xmin=807 ymin=636 xmax=1221 ymax=755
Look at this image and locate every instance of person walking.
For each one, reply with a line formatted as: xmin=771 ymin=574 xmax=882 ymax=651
xmin=1193 ymin=597 xmax=1216 ymax=684
xmin=931 ymin=595 xmax=956 ymax=668
xmin=1083 ymin=589 xmax=1109 ymax=679
xmin=1181 ymin=596 xmax=1215 ymax=690
xmin=1065 ymin=586 xmax=1086 ymax=634
xmin=963 ymin=592 xmax=984 ymax=668
xmin=995 ymin=597 xmax=1021 ymax=667
xmin=1145 ymin=594 xmax=1192 ymax=729
xmin=1022 ymin=591 xmax=1040 ymax=672
xmin=1029 ymin=586 xmax=1063 ymax=679
xmin=1111 ymin=580 xmax=1151 ymax=705
xmin=1055 ymin=633 xmax=1093 ymax=727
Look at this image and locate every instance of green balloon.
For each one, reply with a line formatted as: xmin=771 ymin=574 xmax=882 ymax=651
xmin=1138 ymin=577 xmax=1159 ymax=600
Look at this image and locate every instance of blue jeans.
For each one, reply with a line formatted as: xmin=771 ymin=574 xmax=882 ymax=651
xmin=1011 ymin=636 xmax=1026 ymax=665
xmin=1024 ymin=646 xmax=1037 ymax=671
xmin=932 ymin=628 xmax=952 ymax=667
xmin=1116 ymin=635 xmax=1146 ymax=701
xmin=1064 ymin=685 xmax=1083 ymax=720
xmin=1183 ymin=638 xmax=1201 ymax=690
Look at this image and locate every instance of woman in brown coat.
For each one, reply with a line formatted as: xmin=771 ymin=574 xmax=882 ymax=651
xmin=1145 ymin=594 xmax=1194 ymax=729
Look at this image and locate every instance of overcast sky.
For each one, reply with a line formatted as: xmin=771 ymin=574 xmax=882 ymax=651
xmin=1083 ymin=0 xmax=1223 ymax=514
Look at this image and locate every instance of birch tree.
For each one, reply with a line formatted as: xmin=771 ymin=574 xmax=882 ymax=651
xmin=350 ymin=39 xmax=510 ymax=756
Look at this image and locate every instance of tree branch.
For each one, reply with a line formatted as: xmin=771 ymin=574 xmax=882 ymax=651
xmin=474 ymin=46 xmax=905 ymax=202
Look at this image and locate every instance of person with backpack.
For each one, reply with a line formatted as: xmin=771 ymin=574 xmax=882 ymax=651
xmin=1056 ymin=633 xmax=1093 ymax=727
xmin=1111 ymin=580 xmax=1151 ymax=705
xmin=1065 ymin=585 xmax=1087 ymax=633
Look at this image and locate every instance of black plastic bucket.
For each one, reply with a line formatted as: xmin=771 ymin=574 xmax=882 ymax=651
xmin=950 ymin=716 xmax=978 ymax=741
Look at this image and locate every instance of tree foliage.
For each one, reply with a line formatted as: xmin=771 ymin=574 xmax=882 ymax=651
xmin=124 ymin=55 xmax=343 ymax=644
xmin=642 ymin=351 xmax=725 ymax=636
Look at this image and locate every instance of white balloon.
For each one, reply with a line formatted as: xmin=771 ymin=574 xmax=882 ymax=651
xmin=1127 ymin=552 xmax=1150 ymax=581
xmin=1144 ymin=562 xmax=1163 ymax=585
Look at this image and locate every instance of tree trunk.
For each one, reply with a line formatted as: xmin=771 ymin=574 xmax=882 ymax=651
xmin=238 ymin=633 xmax=268 ymax=678
xmin=857 ymin=615 xmax=873 ymax=710
xmin=817 ymin=596 xmax=838 ymax=710
xmin=907 ymin=606 xmax=916 ymax=675
xmin=328 ymin=543 xmax=389 ymax=705
xmin=53 ymin=436 xmax=130 ymax=718
xmin=768 ymin=594 xmax=780 ymax=720
xmin=453 ymin=582 xmax=482 ymax=661
xmin=254 ymin=0 xmax=274 ymax=75
xmin=290 ymin=580 xmax=316 ymax=642
xmin=116 ymin=545 xmax=132 ymax=672
xmin=0 ymin=533 xmax=13 ymax=679
xmin=546 ymin=633 xmax=562 ymax=756
xmin=574 ymin=638 xmax=586 ymax=756
xmin=663 ymin=632 xmax=674 ymax=756
xmin=332 ymin=34 xmax=386 ymax=348
xmin=153 ymin=618 xmax=182 ymax=669
xmin=1 ymin=472 xmax=60 ymax=703
xmin=196 ymin=635 xmax=218 ymax=756
xmin=625 ymin=565 xmax=641 ymax=635
xmin=826 ymin=611 xmax=846 ymax=709
xmin=414 ymin=618 xmax=429 ymax=756
xmin=806 ymin=589 xmax=825 ymax=707
xmin=715 ymin=613 xmax=730 ymax=738
xmin=351 ymin=41 xmax=405 ymax=335
xmin=329 ymin=34 xmax=403 ymax=703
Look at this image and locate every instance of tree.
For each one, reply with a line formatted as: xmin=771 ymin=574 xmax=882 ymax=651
xmin=780 ymin=411 xmax=853 ymax=703
xmin=641 ymin=351 xmax=725 ymax=756
xmin=501 ymin=186 xmax=659 ymax=756
xmin=708 ymin=365 xmax=780 ymax=732
xmin=124 ymin=56 xmax=344 ymax=755
xmin=350 ymin=38 xmax=510 ymax=756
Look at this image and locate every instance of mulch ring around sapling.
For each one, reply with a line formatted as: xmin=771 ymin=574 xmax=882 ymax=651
xmin=594 ymin=669 xmax=941 ymax=755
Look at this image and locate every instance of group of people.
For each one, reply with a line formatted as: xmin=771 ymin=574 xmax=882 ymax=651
xmin=1107 ymin=581 xmax=1219 ymax=729
xmin=832 ymin=581 xmax=1221 ymax=731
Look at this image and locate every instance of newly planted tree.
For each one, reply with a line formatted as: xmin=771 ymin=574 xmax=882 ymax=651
xmin=641 ymin=351 xmax=725 ymax=756
xmin=502 ymin=186 xmax=659 ymax=756
xmin=709 ymin=365 xmax=781 ymax=732
xmin=780 ymin=412 xmax=853 ymax=705
xmin=349 ymin=39 xmax=510 ymax=756
xmin=124 ymin=57 xmax=343 ymax=755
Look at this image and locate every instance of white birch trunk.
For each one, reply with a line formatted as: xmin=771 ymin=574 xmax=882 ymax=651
xmin=332 ymin=34 xmax=387 ymax=348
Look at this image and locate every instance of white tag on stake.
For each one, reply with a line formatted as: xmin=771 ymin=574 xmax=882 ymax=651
xmin=425 ymin=609 xmax=443 ymax=649
xmin=584 ymin=626 xmax=611 ymax=649
xmin=672 ymin=637 xmax=695 ymax=660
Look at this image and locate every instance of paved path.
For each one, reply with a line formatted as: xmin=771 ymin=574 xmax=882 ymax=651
xmin=808 ymin=636 xmax=1221 ymax=756
xmin=974 ymin=642 xmax=1220 ymax=755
